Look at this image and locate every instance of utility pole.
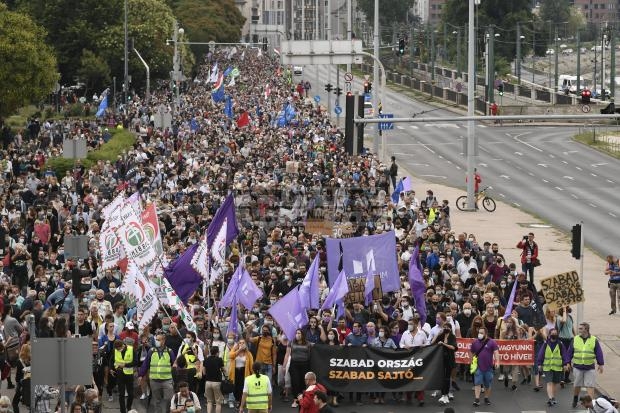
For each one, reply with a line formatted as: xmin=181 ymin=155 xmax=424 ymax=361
xmin=602 ymin=30 xmax=607 ymax=101
xmin=431 ymin=29 xmax=436 ymax=82
xmin=516 ymin=22 xmax=522 ymax=84
xmin=554 ymin=26 xmax=559 ymax=93
xmin=576 ymin=31 xmax=581 ymax=93
xmin=611 ymin=28 xmax=616 ymax=100
xmin=443 ymin=25 xmax=447 ymax=63
xmin=372 ymin=0 xmax=379 ymax=155
xmin=466 ymin=0 xmax=476 ymax=210
xmin=347 ymin=0 xmax=351 ymax=74
xmin=123 ymin=0 xmax=129 ymax=105
xmin=456 ymin=27 xmax=462 ymax=78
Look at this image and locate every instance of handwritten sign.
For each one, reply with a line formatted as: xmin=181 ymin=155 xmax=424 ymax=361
xmin=539 ymin=271 xmax=585 ymax=310
xmin=455 ymin=338 xmax=535 ymax=366
xmin=345 ymin=275 xmax=383 ymax=305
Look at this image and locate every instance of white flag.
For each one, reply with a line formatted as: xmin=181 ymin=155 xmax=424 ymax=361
xmin=99 ymin=222 xmax=125 ymax=270
xmin=209 ymin=218 xmax=228 ymax=283
xmin=126 ymin=260 xmax=160 ymax=331
xmin=115 ymin=202 xmax=158 ymax=268
xmin=227 ymin=76 xmax=236 ymax=87
xmin=191 ymin=231 xmax=210 ymax=280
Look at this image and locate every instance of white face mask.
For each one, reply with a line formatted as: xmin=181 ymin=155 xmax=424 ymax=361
xmin=328 ymin=334 xmax=335 ymax=341
xmin=408 ymin=324 xmax=415 ymax=332
xmin=478 ymin=333 xmax=485 ymax=340
xmin=227 ymin=339 xmax=234 ymax=345
xmin=378 ymin=331 xmax=385 ymax=338
xmin=463 ymin=309 xmax=472 ymax=316
xmin=110 ymin=288 xmax=117 ymax=293
xmin=184 ymin=338 xmax=191 ymax=345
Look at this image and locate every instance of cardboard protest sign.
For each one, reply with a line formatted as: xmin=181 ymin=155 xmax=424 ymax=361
xmin=539 ymin=271 xmax=585 ymax=310
xmin=345 ymin=275 xmax=383 ymax=305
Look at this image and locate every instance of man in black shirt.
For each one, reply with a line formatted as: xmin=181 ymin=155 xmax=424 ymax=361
xmin=203 ymin=346 xmax=225 ymax=413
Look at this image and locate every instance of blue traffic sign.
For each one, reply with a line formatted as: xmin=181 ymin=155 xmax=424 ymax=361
xmin=334 ymin=105 xmax=342 ymax=115
xmin=378 ymin=113 xmax=394 ymax=130
xmin=314 ymin=95 xmax=321 ymax=103
xmin=364 ymin=93 xmax=372 ymax=101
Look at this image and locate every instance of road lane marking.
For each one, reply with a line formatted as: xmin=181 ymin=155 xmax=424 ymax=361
xmin=542 ymin=179 xmax=549 ymax=183
xmin=419 ymin=174 xmax=447 ymax=179
xmin=591 ymin=173 xmax=597 ymax=177
xmin=610 ymin=212 xmax=618 ymax=218
xmin=555 ymin=186 xmax=563 ymax=191
xmin=549 ymin=154 xmax=555 ymax=158
xmin=591 ymin=162 xmax=608 ymax=167
xmin=514 ymin=135 xmax=543 ymax=152
xmin=571 ymin=193 xmax=578 ymax=199
xmin=528 ymin=172 xmax=535 ymax=176
xmin=563 ymin=176 xmax=574 ymax=180
xmin=499 ymin=193 xmax=506 ymax=198
xmin=409 ymin=125 xmax=419 ymax=129
xmin=515 ymin=151 xmax=523 ymax=156
xmin=575 ymin=166 xmax=582 ymax=171
xmin=589 ymin=203 xmax=597 ymax=208
xmin=607 ymin=179 xmax=615 ymax=183
xmin=537 ymin=163 xmax=548 ymax=168
xmin=562 ymin=160 xmax=568 ymax=164
xmin=500 ymin=175 xmax=511 ymax=180
xmin=397 ymin=125 xmax=405 ymax=130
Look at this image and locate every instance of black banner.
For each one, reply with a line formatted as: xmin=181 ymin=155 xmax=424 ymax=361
xmin=310 ymin=344 xmax=444 ymax=392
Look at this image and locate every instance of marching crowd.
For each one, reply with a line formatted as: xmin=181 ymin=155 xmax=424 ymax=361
xmin=0 ymin=46 xmax=615 ymax=413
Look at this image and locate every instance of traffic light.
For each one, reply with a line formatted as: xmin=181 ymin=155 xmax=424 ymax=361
xmin=363 ymin=81 xmax=369 ymax=93
xmin=367 ymin=82 xmax=372 ymax=93
xmin=581 ymin=89 xmax=591 ymax=104
xmin=571 ymin=224 xmax=581 ymax=259
xmin=398 ymin=38 xmax=405 ymax=56
xmin=325 ymin=83 xmax=333 ymax=93
xmin=497 ymin=82 xmax=504 ymax=96
xmin=334 ymin=87 xmax=343 ymax=96
xmin=262 ymin=38 xmax=268 ymax=52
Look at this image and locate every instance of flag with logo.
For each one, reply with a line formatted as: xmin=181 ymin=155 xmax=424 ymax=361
xmin=179 ymin=304 xmax=197 ymax=334
xmin=236 ymin=266 xmax=263 ymax=309
xmin=207 ymin=194 xmax=239 ymax=249
xmin=126 ymin=260 xmax=160 ymax=331
xmin=141 ymin=202 xmax=163 ymax=256
xmin=99 ymin=222 xmax=125 ymax=270
xmin=115 ymin=203 xmax=158 ymax=268
xmin=208 ymin=218 xmax=227 ymax=282
xmin=190 ymin=230 xmax=211 ymax=281
xmin=269 ymin=287 xmax=309 ymax=341
xmin=364 ymin=249 xmax=376 ymax=305
xmin=102 ymin=193 xmax=126 ymax=228
xmin=299 ymin=255 xmax=320 ymax=310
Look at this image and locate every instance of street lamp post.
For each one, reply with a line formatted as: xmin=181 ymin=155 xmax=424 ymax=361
xmin=516 ymin=22 xmax=523 ymax=84
xmin=170 ymin=21 xmax=184 ymax=114
xmin=123 ymin=0 xmax=129 ymax=105
xmin=453 ymin=28 xmax=462 ymax=79
xmin=554 ymin=28 xmax=559 ymax=93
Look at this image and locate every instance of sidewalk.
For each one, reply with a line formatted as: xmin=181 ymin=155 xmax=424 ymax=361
xmin=407 ymin=174 xmax=619 ymax=399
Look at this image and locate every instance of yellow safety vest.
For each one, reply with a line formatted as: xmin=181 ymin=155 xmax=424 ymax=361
xmin=572 ymin=335 xmax=597 ymax=366
xmin=245 ymin=374 xmax=270 ymax=410
xmin=543 ymin=343 xmax=563 ymax=372
xmin=184 ymin=352 xmax=197 ymax=369
xmin=114 ymin=345 xmax=134 ymax=375
xmin=150 ymin=349 xmax=172 ymax=380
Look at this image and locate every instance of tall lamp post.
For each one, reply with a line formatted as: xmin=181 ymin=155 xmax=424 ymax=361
xmin=123 ymin=0 xmax=129 ymax=105
xmin=170 ymin=22 xmax=184 ymax=114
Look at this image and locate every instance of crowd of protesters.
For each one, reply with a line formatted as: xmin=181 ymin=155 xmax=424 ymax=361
xmin=0 ymin=46 xmax=607 ymax=413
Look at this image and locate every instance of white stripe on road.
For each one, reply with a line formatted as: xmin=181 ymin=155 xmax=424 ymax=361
xmin=609 ymin=212 xmax=617 ymax=218
xmin=589 ymin=203 xmax=597 ymax=208
xmin=397 ymin=125 xmax=405 ymax=130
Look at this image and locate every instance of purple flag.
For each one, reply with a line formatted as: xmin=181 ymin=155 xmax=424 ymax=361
xmin=164 ymin=243 xmax=203 ymax=304
xmin=299 ymin=255 xmax=320 ymax=309
xmin=326 ymin=231 xmax=400 ymax=292
xmin=237 ymin=267 xmax=264 ymax=309
xmin=503 ymin=280 xmax=519 ymax=320
xmin=402 ymin=176 xmax=412 ymax=192
xmin=321 ymin=270 xmax=349 ymax=310
xmin=408 ymin=244 xmax=427 ymax=324
xmin=207 ymin=194 xmax=239 ymax=250
xmin=219 ymin=265 xmax=243 ymax=308
xmin=268 ymin=287 xmax=309 ymax=341
xmin=227 ymin=297 xmax=239 ymax=337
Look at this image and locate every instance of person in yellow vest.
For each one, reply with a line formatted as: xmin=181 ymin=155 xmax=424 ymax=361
xmin=567 ymin=322 xmax=605 ymax=408
xmin=239 ymin=362 xmax=272 ymax=413
xmin=110 ymin=339 xmax=137 ymax=413
xmin=177 ymin=331 xmax=204 ymax=394
xmin=536 ymin=327 xmax=570 ymax=407
xmin=138 ymin=332 xmax=176 ymax=413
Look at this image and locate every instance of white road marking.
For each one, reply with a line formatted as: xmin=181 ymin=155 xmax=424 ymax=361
xmin=610 ymin=212 xmax=618 ymax=218
xmin=549 ymin=154 xmax=555 ymax=158
xmin=479 ymin=163 xmax=488 ymax=167
xmin=499 ymin=193 xmax=506 ymax=198
xmin=479 ymin=146 xmax=491 ymax=153
xmin=555 ymin=186 xmax=563 ymax=191
xmin=446 ymin=160 xmax=453 ymax=164
xmin=438 ymin=155 xmax=444 ymax=159
xmin=589 ymin=203 xmax=597 ymax=208
xmin=571 ymin=193 xmax=578 ymax=199
xmin=591 ymin=162 xmax=608 ymax=167
xmin=542 ymin=179 xmax=549 ymax=183
xmin=563 ymin=150 xmax=578 ymax=155
xmin=478 ymin=124 xmax=487 ymax=128
xmin=424 ymin=123 xmax=459 ymax=128
xmin=591 ymin=173 xmax=597 ymax=177
xmin=408 ymin=163 xmax=430 ymax=166
xmin=562 ymin=161 xmax=568 ymax=164
xmin=575 ymin=166 xmax=582 ymax=171
xmin=607 ymin=179 xmax=615 ymax=183
xmin=515 ymin=151 xmax=523 ymax=156
xmin=420 ymin=174 xmax=447 ymax=179
xmin=500 ymin=175 xmax=511 ymax=180
xmin=397 ymin=125 xmax=405 ymax=130
xmin=513 ymin=202 xmax=521 ymax=207
xmin=528 ymin=172 xmax=535 ymax=176
xmin=514 ymin=135 xmax=543 ymax=152
xmin=421 ymin=143 xmax=435 ymax=153
xmin=563 ymin=176 xmax=574 ymax=180
xmin=537 ymin=163 xmax=548 ymax=168
xmin=409 ymin=125 xmax=419 ymax=129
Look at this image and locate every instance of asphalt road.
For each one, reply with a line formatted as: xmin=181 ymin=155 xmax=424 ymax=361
xmin=303 ymin=65 xmax=620 ymax=258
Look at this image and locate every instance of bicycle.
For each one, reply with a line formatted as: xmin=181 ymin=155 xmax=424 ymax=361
xmin=455 ymin=186 xmax=497 ymax=212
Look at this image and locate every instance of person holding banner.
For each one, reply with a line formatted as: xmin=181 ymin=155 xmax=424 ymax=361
xmin=470 ymin=327 xmax=500 ymax=407
xmin=431 ymin=321 xmax=457 ymax=405
xmin=536 ymin=327 xmax=570 ymax=407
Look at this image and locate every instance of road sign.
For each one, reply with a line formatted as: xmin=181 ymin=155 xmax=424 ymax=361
xmin=334 ymin=105 xmax=342 ymax=115
xmin=280 ymin=40 xmax=364 ymax=65
xmin=378 ymin=113 xmax=394 ymax=130
xmin=344 ymin=72 xmax=353 ymax=82
xmin=314 ymin=95 xmax=321 ymax=103
xmin=32 ymin=337 xmax=92 ymax=385
xmin=364 ymin=75 xmax=370 ymax=81
xmin=345 ymin=81 xmax=352 ymax=92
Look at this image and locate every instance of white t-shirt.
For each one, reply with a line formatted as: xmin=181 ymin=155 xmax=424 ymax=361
xmin=170 ymin=391 xmax=201 ymax=411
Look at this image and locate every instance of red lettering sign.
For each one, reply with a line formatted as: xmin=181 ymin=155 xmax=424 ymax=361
xmin=455 ymin=338 xmax=535 ymax=366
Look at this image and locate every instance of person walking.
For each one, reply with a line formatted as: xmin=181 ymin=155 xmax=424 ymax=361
xmin=282 ymin=329 xmax=311 ymax=408
xmin=313 ymin=391 xmax=334 ymax=413
xmin=203 ymin=346 xmax=224 ymax=413
xmin=568 ymin=322 xmax=605 ymax=408
xmin=170 ymin=381 xmax=201 ymax=413
xmin=298 ymin=372 xmax=326 ymax=413
xmin=138 ymin=332 xmax=176 ymax=413
xmin=432 ymin=322 xmax=457 ymax=405
xmin=238 ymin=362 xmax=272 ymax=413
xmin=605 ymin=255 xmax=620 ymax=315
xmin=110 ymin=339 xmax=137 ymax=413
xmin=228 ymin=339 xmax=254 ymax=409
xmin=516 ymin=233 xmax=538 ymax=285
xmin=536 ymin=327 xmax=570 ymax=407
xmin=579 ymin=394 xmax=619 ymax=413
xmin=556 ymin=306 xmax=575 ymax=384
xmin=470 ymin=327 xmax=499 ymax=407
xmin=389 ymin=156 xmax=398 ymax=191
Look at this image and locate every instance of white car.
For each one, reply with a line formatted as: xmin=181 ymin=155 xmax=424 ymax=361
xmin=545 ymin=49 xmax=554 ymax=55
xmin=293 ymin=66 xmax=303 ymax=75
xmin=364 ymin=101 xmax=374 ymax=117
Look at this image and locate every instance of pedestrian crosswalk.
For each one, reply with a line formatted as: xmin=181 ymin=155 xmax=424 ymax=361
xmin=394 ymin=124 xmax=487 ymax=131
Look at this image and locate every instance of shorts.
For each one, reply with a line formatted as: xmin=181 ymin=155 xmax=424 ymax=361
xmin=205 ymin=381 xmax=224 ymax=404
xmin=473 ymin=369 xmax=493 ymax=388
xmin=573 ymin=368 xmax=596 ymax=387
xmin=543 ymin=370 xmax=563 ymax=384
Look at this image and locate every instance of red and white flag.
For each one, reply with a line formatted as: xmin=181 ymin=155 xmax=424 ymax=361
xmin=115 ymin=203 xmax=158 ymax=268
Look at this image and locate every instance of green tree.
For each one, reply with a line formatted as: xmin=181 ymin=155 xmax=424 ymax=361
xmin=172 ymin=0 xmax=245 ymax=59
xmin=0 ymin=4 xmax=58 ymax=117
xmin=539 ymin=0 xmax=571 ymax=27
xmin=77 ymin=49 xmax=111 ymax=97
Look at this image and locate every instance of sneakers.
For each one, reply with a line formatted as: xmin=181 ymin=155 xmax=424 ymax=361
xmin=508 ymin=374 xmax=513 ymax=381
xmin=438 ymin=395 xmax=449 ymax=404
xmin=228 ymin=401 xmax=235 ymax=409
xmin=498 ymin=374 xmax=505 ymax=381
xmin=511 ymin=384 xmax=517 ymax=391
xmin=448 ymin=392 xmax=454 ymax=400
xmin=108 ymin=395 xmax=113 ymax=402
xmin=547 ymin=399 xmax=553 ymax=406
xmin=609 ymin=310 xmax=616 ymax=315
xmin=140 ymin=394 xmax=147 ymax=400
xmin=573 ymin=399 xmax=579 ymax=408
xmin=473 ymin=399 xmax=480 ymax=407
xmin=431 ymin=390 xmax=440 ymax=397
xmin=485 ymin=398 xmax=491 ymax=405
xmin=291 ymin=401 xmax=298 ymax=408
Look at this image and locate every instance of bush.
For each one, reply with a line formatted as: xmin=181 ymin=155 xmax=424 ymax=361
xmin=45 ymin=128 xmax=136 ymax=177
